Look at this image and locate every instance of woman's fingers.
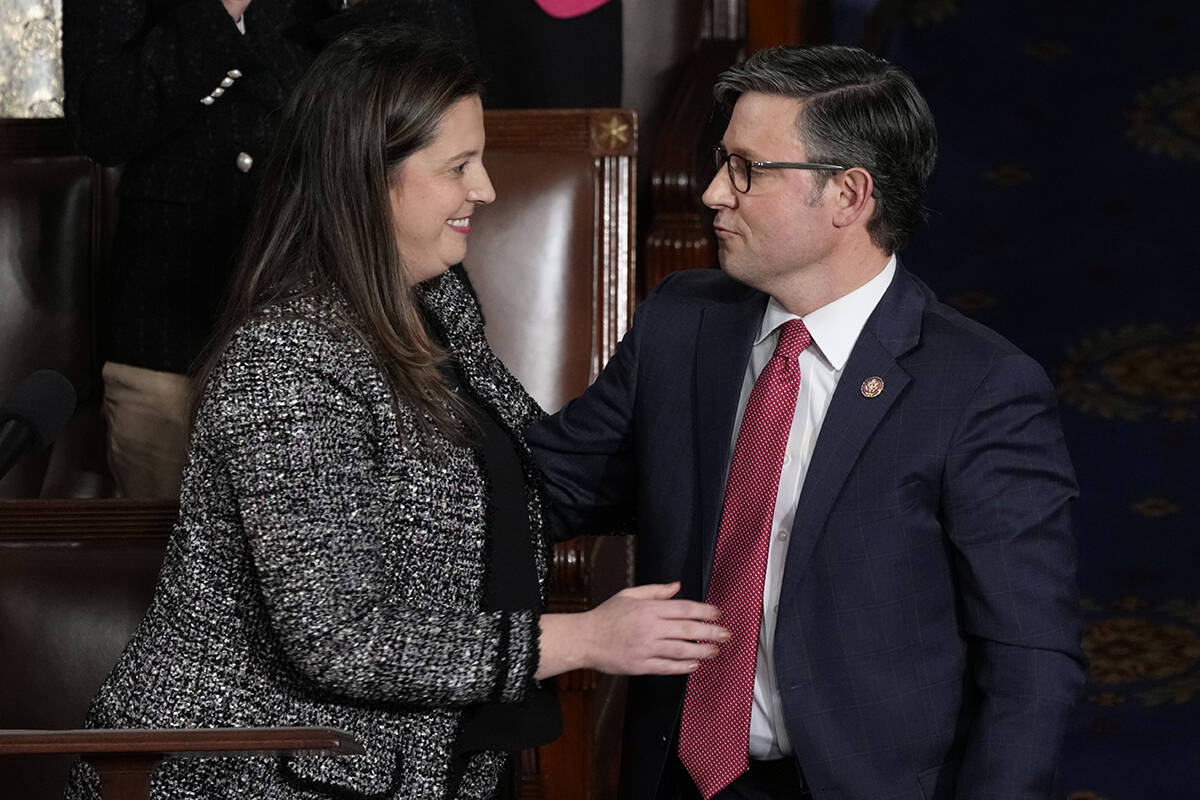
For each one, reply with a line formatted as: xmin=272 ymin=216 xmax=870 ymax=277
xmin=635 ymin=635 xmax=722 ymax=674
xmin=618 ymin=586 xmax=722 ymax=622
xmin=641 ymin=657 xmax=705 ymax=675
xmin=667 ymin=620 xmax=730 ymax=644
xmin=654 ymin=599 xmax=723 ymax=622
xmin=616 ymin=581 xmax=681 ymax=600
xmin=650 ymin=639 xmax=720 ymax=662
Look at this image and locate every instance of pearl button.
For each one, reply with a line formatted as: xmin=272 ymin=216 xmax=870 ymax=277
xmin=200 ymin=96 xmax=214 ymax=106
xmin=782 ymin=453 xmax=792 ymax=466
xmin=220 ymin=77 xmax=234 ymax=88
xmin=777 ymin=531 xmax=789 ymax=540
xmin=211 ymin=87 xmax=224 ymax=97
xmin=228 ymin=69 xmax=243 ymax=79
xmin=236 ymin=152 xmax=253 ymax=173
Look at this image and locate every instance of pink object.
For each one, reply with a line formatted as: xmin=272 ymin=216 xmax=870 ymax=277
xmin=678 ymin=319 xmax=813 ymax=799
xmin=532 ymin=0 xmax=612 ymax=19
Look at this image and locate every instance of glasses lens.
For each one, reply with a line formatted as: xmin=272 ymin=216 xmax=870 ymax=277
xmin=728 ymin=153 xmax=749 ymax=192
xmin=713 ymin=147 xmax=750 ymax=192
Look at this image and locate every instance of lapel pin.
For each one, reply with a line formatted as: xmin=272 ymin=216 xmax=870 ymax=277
xmin=860 ymin=377 xmax=884 ymax=398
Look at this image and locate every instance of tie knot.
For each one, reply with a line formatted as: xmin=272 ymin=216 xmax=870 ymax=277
xmin=773 ymin=319 xmax=812 ymax=361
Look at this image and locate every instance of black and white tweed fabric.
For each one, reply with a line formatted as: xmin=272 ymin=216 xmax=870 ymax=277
xmin=66 ymin=267 xmax=552 ymax=799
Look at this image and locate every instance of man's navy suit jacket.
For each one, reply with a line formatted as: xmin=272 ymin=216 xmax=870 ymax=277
xmin=526 ymin=264 xmax=1086 ymax=800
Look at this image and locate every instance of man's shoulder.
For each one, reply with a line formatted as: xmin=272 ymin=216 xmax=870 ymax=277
xmin=896 ymin=270 xmax=1025 ymax=362
xmin=885 ymin=269 xmax=1058 ymax=406
xmin=645 ymin=268 xmax=760 ymax=306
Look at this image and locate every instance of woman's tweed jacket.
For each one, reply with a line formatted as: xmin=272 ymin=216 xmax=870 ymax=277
xmin=66 ymin=268 xmax=553 ymax=800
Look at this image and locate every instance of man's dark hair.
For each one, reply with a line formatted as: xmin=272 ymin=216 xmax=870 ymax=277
xmin=715 ymin=45 xmax=937 ymax=253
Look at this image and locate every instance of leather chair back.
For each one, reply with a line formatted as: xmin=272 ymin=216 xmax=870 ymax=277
xmin=470 ymin=109 xmax=636 ymax=412
xmin=0 ymin=119 xmax=114 ymax=498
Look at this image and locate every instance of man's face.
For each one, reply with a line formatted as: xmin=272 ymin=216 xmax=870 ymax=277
xmin=702 ymin=92 xmax=837 ymax=294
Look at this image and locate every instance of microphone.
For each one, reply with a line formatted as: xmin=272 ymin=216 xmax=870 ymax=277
xmin=0 ymin=369 xmax=78 ymax=482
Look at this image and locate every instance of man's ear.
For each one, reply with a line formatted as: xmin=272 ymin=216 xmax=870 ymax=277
xmin=831 ymin=167 xmax=875 ymax=229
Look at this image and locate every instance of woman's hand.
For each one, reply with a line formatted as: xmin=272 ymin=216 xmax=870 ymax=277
xmin=536 ymin=582 xmax=728 ymax=680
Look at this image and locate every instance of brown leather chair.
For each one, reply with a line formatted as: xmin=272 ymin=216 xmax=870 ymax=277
xmin=0 ymin=108 xmax=637 ymax=800
xmin=468 ymin=108 xmax=636 ymax=414
xmin=0 ymin=119 xmax=114 ymax=498
xmin=0 ymin=501 xmax=362 ymax=800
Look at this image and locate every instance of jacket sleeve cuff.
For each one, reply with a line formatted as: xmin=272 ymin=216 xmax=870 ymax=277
xmin=494 ymin=609 xmax=541 ymax=703
xmin=168 ymin=0 xmax=262 ymax=101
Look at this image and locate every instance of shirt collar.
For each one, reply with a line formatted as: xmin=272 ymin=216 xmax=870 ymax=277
xmin=755 ymin=255 xmax=896 ymax=371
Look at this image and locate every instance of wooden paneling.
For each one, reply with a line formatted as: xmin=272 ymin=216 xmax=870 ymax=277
xmin=748 ymin=0 xmax=832 ymax=50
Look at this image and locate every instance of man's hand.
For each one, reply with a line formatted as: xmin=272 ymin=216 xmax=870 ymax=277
xmin=536 ymin=582 xmax=728 ymax=680
xmin=221 ymin=0 xmax=252 ymax=22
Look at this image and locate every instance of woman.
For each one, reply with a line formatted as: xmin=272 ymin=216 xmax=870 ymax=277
xmin=66 ymin=24 xmax=726 ymax=800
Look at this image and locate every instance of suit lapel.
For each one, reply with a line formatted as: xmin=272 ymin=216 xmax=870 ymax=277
xmin=694 ymin=290 xmax=767 ymax=594
xmin=781 ymin=267 xmax=926 ymax=584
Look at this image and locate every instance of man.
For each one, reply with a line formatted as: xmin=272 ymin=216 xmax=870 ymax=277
xmin=526 ymin=45 xmax=1085 ymax=800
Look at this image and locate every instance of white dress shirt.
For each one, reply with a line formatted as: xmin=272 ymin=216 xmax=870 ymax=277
xmin=728 ymin=256 xmax=897 ymax=759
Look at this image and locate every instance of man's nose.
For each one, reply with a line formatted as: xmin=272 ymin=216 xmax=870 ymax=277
xmin=702 ymin=168 xmax=734 ymax=209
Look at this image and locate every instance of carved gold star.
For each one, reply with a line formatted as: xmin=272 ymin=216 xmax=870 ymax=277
xmin=595 ymin=114 xmax=630 ymax=151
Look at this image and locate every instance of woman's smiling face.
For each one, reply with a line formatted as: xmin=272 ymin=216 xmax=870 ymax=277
xmin=388 ymin=94 xmax=495 ymax=283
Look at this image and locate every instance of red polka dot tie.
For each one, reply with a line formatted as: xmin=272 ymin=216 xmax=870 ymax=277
xmin=678 ymin=318 xmax=812 ymax=800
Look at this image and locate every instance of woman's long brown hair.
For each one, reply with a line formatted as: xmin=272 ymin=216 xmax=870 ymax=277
xmin=193 ymin=25 xmax=482 ymax=440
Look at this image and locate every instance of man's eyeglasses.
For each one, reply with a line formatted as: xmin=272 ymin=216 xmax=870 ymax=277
xmin=713 ymin=145 xmax=855 ymax=194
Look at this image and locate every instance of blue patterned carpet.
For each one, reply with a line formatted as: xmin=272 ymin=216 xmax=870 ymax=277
xmin=846 ymin=1 xmax=1200 ymax=796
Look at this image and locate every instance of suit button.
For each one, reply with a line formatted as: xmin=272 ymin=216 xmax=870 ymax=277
xmin=658 ymin=733 xmax=669 ymax=747
xmin=236 ymin=152 xmax=253 ymax=173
